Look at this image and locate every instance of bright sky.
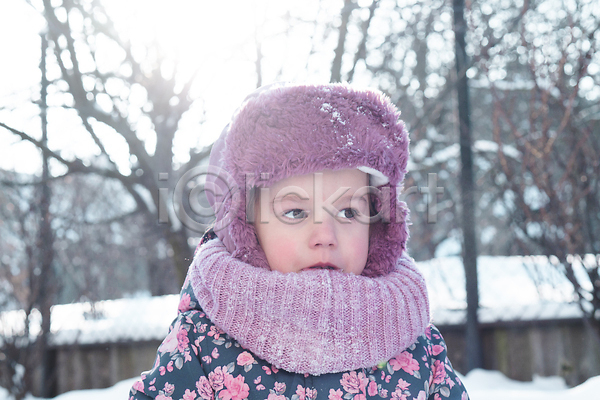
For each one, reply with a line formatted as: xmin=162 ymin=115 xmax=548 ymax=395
xmin=0 ymin=0 xmax=336 ymax=176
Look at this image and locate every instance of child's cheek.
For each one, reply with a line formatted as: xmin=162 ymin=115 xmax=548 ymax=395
xmin=265 ymin=236 xmax=301 ymax=273
xmin=348 ymin=230 xmax=370 ymax=266
xmin=352 ymin=236 xmax=369 ymax=257
xmin=272 ymin=237 xmax=294 ymax=257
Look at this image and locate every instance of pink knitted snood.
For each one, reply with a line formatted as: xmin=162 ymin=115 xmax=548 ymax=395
xmin=189 ymin=239 xmax=430 ymax=375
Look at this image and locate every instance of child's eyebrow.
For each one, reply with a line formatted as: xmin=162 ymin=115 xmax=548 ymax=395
xmin=336 ymin=193 xmax=369 ymax=205
xmin=273 ymin=194 xmax=310 ymax=203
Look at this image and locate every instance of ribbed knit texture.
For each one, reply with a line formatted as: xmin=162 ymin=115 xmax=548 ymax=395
xmin=190 ymin=239 xmax=430 ymax=376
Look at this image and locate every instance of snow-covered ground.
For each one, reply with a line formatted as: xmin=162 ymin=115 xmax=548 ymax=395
xmin=464 ymin=369 xmax=600 ymax=399
xmin=1 ymin=369 xmax=599 ymax=399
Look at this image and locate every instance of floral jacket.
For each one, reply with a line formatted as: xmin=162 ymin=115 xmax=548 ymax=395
xmin=129 ymin=273 xmax=469 ymax=400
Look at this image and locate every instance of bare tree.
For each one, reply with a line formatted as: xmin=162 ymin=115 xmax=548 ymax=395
xmin=0 ymin=172 xmax=50 ymax=399
xmin=487 ymin=0 xmax=600 ymax=339
xmin=1 ymin=0 xmax=211 ymax=288
xmin=453 ymin=0 xmax=482 ymax=372
xmin=36 ymin=30 xmax=57 ymax=398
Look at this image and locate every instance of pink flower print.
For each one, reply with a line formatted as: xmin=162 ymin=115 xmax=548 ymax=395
xmin=159 ymin=321 xmax=183 ymax=354
xmin=208 ymin=366 xmax=228 ymax=391
xmin=177 ymin=329 xmax=190 ymax=353
xmin=254 ymin=376 xmax=262 ymax=385
xmin=416 ymin=391 xmax=426 ymax=400
xmin=390 ymin=389 xmax=407 ymax=400
xmin=271 ymin=366 xmax=279 ymax=373
xmin=163 ymin=382 xmax=175 ymax=396
xmin=267 ymin=395 xmax=286 ymax=400
xmin=340 ymin=371 xmax=368 ymax=394
xmin=461 ymin=392 xmax=468 ymax=400
xmin=425 ymin=326 xmax=432 ymax=339
xmin=211 ymin=347 xmax=220 ymax=359
xmin=196 ymin=376 xmax=214 ymax=400
xmin=355 ymin=394 xmax=366 ymax=400
xmin=237 ymin=351 xmax=255 ymax=366
xmin=262 ymin=366 xmax=272 ymax=375
xmin=367 ymin=381 xmax=378 ymax=397
xmin=208 ymin=326 xmax=221 ymax=339
xmin=432 ymin=360 xmax=446 ymax=384
xmin=256 ymin=385 xmax=266 ymax=391
xmin=179 ymin=293 xmax=191 ymax=312
xmin=296 ymin=384 xmax=306 ymax=400
xmin=149 ymin=377 xmax=157 ymax=392
xmin=156 ymin=394 xmax=173 ymax=400
xmin=306 ymin=388 xmax=317 ymax=400
xmin=328 ymin=388 xmax=343 ymax=400
xmin=396 ymin=378 xmax=410 ymax=391
xmin=220 ymin=374 xmax=250 ymax=400
xmin=274 ymin=381 xmax=286 ymax=394
xmin=380 ymin=389 xmax=388 ymax=398
xmin=183 ymin=389 xmax=197 ymax=400
xmin=431 ymin=344 xmax=445 ymax=356
xmin=389 ymin=351 xmax=420 ymax=375
xmin=446 ymin=377 xmax=455 ymax=388
xmin=194 ymin=338 xmax=202 ymax=354
xmin=202 ymin=355 xmax=212 ymax=364
xmin=132 ymin=379 xmax=145 ymax=393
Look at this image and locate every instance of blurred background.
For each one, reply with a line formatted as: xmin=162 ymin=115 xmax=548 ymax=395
xmin=0 ymin=0 xmax=599 ymax=398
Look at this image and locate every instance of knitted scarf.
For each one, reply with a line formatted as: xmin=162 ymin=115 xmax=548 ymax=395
xmin=188 ymin=239 xmax=430 ymax=375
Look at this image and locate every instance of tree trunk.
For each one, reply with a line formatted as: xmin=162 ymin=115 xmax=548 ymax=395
xmin=453 ymin=0 xmax=483 ymax=372
xmin=37 ymin=31 xmax=57 ymax=397
xmin=331 ymin=0 xmax=354 ymax=83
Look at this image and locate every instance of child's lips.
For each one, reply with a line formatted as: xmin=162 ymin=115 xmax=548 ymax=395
xmin=302 ymin=263 xmax=340 ymax=271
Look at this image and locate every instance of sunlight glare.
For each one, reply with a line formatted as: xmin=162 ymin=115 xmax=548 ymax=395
xmin=1 ymin=0 xmax=327 ymax=174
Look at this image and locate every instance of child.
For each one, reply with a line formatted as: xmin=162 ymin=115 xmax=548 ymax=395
xmin=130 ymin=83 xmax=469 ymax=400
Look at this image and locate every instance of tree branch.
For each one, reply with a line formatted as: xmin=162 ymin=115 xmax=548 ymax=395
xmin=347 ymin=0 xmax=378 ymax=82
xmin=0 ymin=122 xmax=151 ymax=214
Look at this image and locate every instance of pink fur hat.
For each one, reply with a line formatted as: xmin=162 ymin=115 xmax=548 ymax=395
xmin=206 ymin=82 xmax=410 ymax=277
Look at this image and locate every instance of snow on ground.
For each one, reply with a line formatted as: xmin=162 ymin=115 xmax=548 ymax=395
xmin=463 ymin=369 xmax=600 ymax=399
xmin=0 ymin=379 xmax=138 ymax=400
xmin=1 ymin=370 xmax=600 ymax=399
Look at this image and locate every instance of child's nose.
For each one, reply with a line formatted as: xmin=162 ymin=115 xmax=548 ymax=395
xmin=308 ymin=218 xmax=338 ymax=248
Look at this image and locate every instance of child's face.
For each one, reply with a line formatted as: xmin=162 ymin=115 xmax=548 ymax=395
xmin=254 ymin=169 xmax=370 ymax=275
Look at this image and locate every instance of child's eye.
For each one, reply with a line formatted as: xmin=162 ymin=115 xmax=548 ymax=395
xmin=282 ymin=209 xmax=308 ymax=220
xmin=337 ymin=208 xmax=359 ymax=219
